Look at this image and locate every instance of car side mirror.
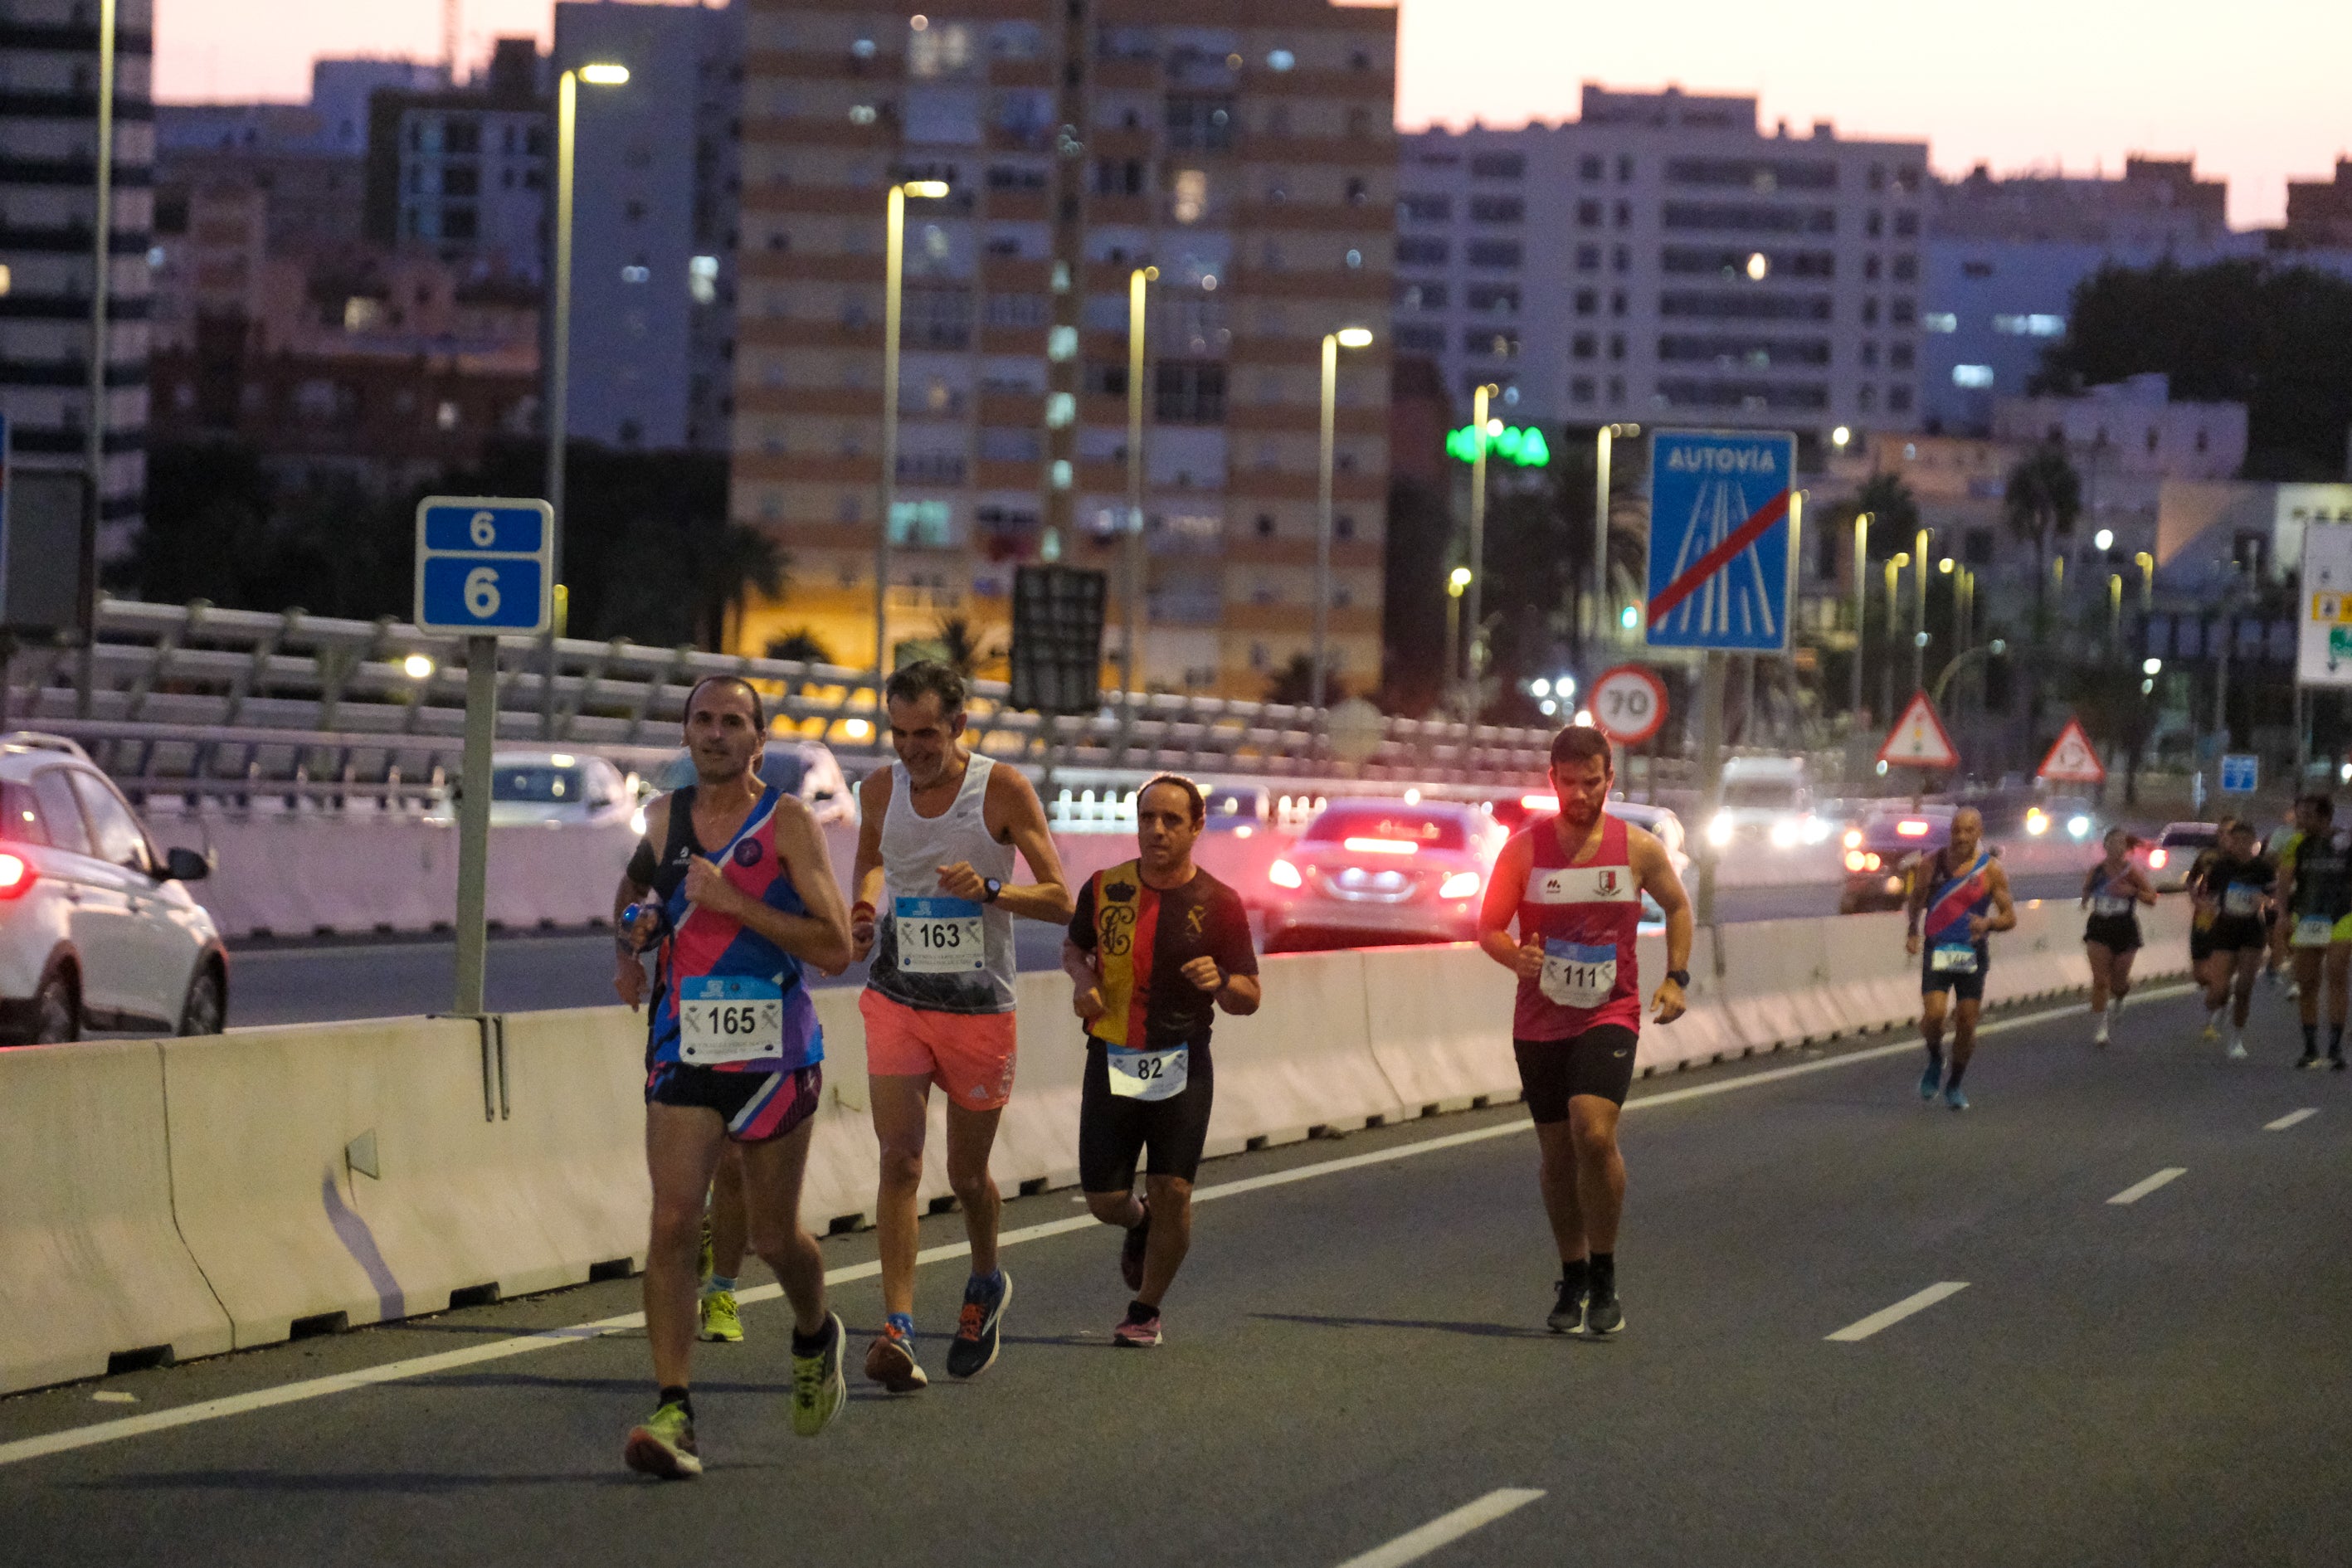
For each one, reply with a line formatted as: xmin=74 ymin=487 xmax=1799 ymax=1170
xmin=163 ymin=846 xmax=212 ymax=883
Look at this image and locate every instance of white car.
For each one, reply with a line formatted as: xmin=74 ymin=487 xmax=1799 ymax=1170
xmin=0 ymin=741 xmax=226 ymax=1044
xmin=648 ymin=739 xmax=859 ymax=829
xmin=1706 ymin=755 xmax=1833 ymax=851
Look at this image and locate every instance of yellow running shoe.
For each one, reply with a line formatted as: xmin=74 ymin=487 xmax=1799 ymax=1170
xmin=623 ymin=1399 xmax=702 ymax=1480
xmin=699 ymin=1288 xmax=743 ymax=1344
xmin=791 ymin=1312 xmax=848 ymax=1438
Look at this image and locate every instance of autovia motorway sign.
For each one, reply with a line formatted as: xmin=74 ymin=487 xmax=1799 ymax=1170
xmin=1643 ymin=428 xmax=1798 ymax=654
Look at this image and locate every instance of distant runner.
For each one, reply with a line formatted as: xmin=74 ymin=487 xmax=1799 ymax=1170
xmin=2189 ymin=816 xmax=2273 ymax=1060
xmin=1479 ymin=726 xmax=1692 ymax=1338
xmin=2079 ymin=829 xmax=2156 ymax=1047
xmin=2275 ymin=795 xmax=2351 ymax=1071
xmin=1062 ymin=775 xmax=1260 ymax=1346
xmin=611 ymin=675 xmax=850 ymax=1478
xmin=1906 ymin=806 xmax=2017 ymax=1111
xmin=850 ymin=661 xmax=1072 ymax=1390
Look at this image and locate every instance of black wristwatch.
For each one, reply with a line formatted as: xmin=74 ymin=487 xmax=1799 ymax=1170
xmin=1666 ymin=969 xmax=1692 ymax=988
xmin=981 ymin=877 xmax=1003 ymax=903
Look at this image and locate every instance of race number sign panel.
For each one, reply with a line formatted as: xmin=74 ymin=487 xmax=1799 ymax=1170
xmin=1590 ymin=665 xmax=1668 ymax=745
xmin=414 ymin=496 xmax=554 ymax=637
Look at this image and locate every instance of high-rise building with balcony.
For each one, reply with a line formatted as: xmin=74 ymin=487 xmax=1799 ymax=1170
xmin=0 ymin=0 xmax=154 ymax=552
xmin=729 ymin=0 xmax=1396 ymax=697
xmin=1396 ymin=86 xmax=1927 ymax=447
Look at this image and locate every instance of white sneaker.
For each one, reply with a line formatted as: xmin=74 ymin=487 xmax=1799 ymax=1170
xmin=2227 ymin=1035 xmax=2248 ymax=1060
xmin=2094 ymin=1019 xmax=2111 ymax=1047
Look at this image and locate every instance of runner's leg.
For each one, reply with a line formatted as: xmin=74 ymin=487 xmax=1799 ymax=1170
xmin=2296 ymin=948 xmax=2324 ymax=1059
xmin=645 ymin=1103 xmax=728 ymax=1390
xmin=944 ymin=1098 xmax=1006 ymax=1277
xmin=1532 ymin=1118 xmax=1585 ymax=1266
xmin=737 ymin=1116 xmax=829 ymax=1337
xmin=1567 ymin=1095 xmax=1626 ymax=1253
xmin=2231 ymin=947 xmax=2261 ymax=1029
xmin=2111 ymin=947 xmax=2137 ymax=1006
xmin=2087 ymin=942 xmax=2114 ymax=1015
xmin=1946 ymin=996 xmax=1983 ymax=1087
xmin=2327 ymin=945 xmax=2351 ymax=1060
xmin=1135 ymin=1172 xmax=1193 ymax=1307
xmin=869 ymin=1073 xmax=933 ymax=1319
xmin=710 ymin=1147 xmax=748 ymax=1281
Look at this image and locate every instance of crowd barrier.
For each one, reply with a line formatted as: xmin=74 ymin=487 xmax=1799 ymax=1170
xmin=0 ymin=895 xmax=2195 ymax=1395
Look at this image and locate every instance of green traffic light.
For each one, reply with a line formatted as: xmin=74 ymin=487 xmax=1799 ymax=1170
xmin=1445 ymin=423 xmax=1551 ymax=468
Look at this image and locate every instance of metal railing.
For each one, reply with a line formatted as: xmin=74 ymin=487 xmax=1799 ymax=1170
xmin=3 ymin=597 xmax=1557 ymax=791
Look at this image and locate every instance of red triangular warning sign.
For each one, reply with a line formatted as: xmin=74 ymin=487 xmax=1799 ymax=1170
xmin=1877 ymin=691 xmax=1960 ymax=769
xmin=2036 ymin=718 xmax=2107 ymax=785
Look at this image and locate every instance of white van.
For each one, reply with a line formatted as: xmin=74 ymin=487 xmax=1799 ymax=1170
xmin=1705 ymin=756 xmax=1829 ymax=850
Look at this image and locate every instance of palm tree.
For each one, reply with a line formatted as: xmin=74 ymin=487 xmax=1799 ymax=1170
xmin=1818 ymin=471 xmax=1921 ymax=563
xmin=2004 ymin=441 xmax=2082 ymax=625
xmin=764 ymin=630 xmax=832 ymax=666
xmin=932 ymin=614 xmax=1005 ymax=680
xmin=693 ymin=522 xmax=786 ymax=651
xmin=1264 ymin=653 xmax=1342 ymax=708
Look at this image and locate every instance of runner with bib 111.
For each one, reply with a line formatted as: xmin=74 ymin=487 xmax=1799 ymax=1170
xmin=1478 ymin=725 xmax=1692 ymax=1339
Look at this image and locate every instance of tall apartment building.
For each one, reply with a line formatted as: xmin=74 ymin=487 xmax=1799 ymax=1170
xmin=729 ymin=0 xmax=1396 ymax=696
xmin=363 ymin=39 xmax=549 ymax=282
xmin=1921 ymin=157 xmax=2252 ymax=432
xmin=1396 ymin=86 xmax=1927 ymax=444
xmin=553 ymin=0 xmax=742 ymax=452
xmin=0 ymin=0 xmax=154 ymax=549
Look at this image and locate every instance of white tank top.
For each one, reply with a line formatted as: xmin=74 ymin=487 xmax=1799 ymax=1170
xmin=869 ymin=752 xmax=1019 ymax=1014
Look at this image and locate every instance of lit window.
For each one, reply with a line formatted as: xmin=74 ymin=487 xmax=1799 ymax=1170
xmin=621 ymin=265 xmax=650 ymax=283
xmin=2028 ymin=314 xmax=2066 ymax=336
xmin=850 ymin=105 xmax=878 ymax=125
xmin=1345 ymin=248 xmax=1362 ymax=269
xmin=1172 ymin=168 xmax=1207 ymax=224
xmin=1921 ymin=313 xmax=1958 ymax=334
xmin=1266 ymin=49 xmax=1295 ymax=71
xmin=1050 ymin=459 xmax=1073 ymax=489
xmin=1953 ymin=364 xmax=1994 ymax=389
xmin=1045 ymin=391 xmax=1074 ymax=427
xmin=1047 ymin=324 xmax=1077 ymax=360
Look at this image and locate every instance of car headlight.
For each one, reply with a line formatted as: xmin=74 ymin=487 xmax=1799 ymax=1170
xmin=1768 ymin=819 xmax=1799 ymax=849
xmin=1439 ymin=869 xmax=1482 ymax=901
xmin=1802 ymin=816 xmax=1830 ymax=844
xmin=1843 ymin=828 xmax=1863 ymax=851
xmin=1707 ymin=815 xmax=1733 ymax=847
xmin=1269 ymin=858 xmax=1303 ymax=890
xmin=2067 ymin=815 xmax=2091 ymax=839
xmin=629 ymin=806 xmax=647 ymax=837
xmin=2025 ymin=809 xmax=2048 ymax=835
xmin=1843 ymin=850 xmax=1867 ymax=872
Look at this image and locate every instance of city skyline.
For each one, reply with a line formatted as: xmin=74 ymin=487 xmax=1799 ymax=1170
xmin=153 ymin=0 xmax=2347 ymax=228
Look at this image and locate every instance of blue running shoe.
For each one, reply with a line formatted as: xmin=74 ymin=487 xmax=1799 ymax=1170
xmin=947 ymin=1270 xmax=1010 ymax=1380
xmin=1919 ymin=1061 xmax=1943 ymax=1101
xmin=1945 ymin=1085 xmax=1970 ymax=1113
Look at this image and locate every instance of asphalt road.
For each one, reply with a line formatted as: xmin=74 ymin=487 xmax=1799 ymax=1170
xmin=215 ymin=870 xmax=2098 ymax=1028
xmin=7 ymin=982 xmax=2344 ymax=1566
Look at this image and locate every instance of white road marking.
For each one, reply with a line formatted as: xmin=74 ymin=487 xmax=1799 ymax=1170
xmin=1825 ymin=1282 xmax=1970 ymax=1342
xmin=1332 ymin=1489 xmax=1546 ymax=1568
xmin=2106 ymin=1167 xmax=2187 ymax=1205
xmin=0 ymin=983 xmax=2199 ymax=1470
xmin=2265 ymin=1108 xmax=2319 ymax=1132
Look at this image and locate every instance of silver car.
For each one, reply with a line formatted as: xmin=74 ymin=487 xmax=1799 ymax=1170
xmin=1262 ymin=799 xmax=1507 ymax=953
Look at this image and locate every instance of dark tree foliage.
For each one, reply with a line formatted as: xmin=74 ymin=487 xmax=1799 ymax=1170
xmin=2033 ymin=259 xmax=2352 ymax=480
xmin=1380 ymin=473 xmax=1452 ymax=716
xmin=127 ymin=438 xmax=785 ymax=651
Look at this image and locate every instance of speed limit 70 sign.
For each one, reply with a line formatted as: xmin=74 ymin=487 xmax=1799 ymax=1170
xmin=1590 ymin=664 xmax=1668 ymax=745
xmin=413 ymin=496 xmax=554 ymax=636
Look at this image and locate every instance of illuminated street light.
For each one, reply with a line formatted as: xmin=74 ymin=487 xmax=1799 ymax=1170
xmin=874 ymin=177 xmax=954 ymax=709
xmin=1938 ymin=557 xmax=1954 ymax=574
xmin=2144 ymin=657 xmax=2163 ymax=675
xmin=578 ymin=62 xmax=631 ymax=85
xmin=402 ymin=654 xmax=436 ymax=680
xmin=1832 ymin=426 xmax=1851 ymax=451
xmin=2093 ymin=528 xmax=2115 ymax=551
xmin=1746 ymin=252 xmax=1769 ymax=280
xmin=1314 ymin=328 xmax=1374 ymax=716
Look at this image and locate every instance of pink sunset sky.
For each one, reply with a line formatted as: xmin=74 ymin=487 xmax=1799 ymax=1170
xmin=156 ymin=0 xmax=2349 ymax=229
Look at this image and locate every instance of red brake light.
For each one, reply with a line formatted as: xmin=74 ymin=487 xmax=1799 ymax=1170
xmin=1342 ymin=836 xmax=1419 ymax=856
xmin=1520 ymin=793 xmax=1554 ymax=811
xmin=2149 ymin=848 xmax=2168 ymax=869
xmin=0 ymin=852 xmax=32 ymax=899
xmin=1896 ymin=819 xmax=1931 ymax=837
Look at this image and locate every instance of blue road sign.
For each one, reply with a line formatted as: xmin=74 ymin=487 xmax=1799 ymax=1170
xmin=2220 ymin=752 xmax=2259 ymax=793
xmin=1643 ymin=428 xmax=1798 ymax=653
xmin=413 ymin=496 xmax=554 ymax=636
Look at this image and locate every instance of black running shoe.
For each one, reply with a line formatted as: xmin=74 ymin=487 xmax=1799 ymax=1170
xmin=1546 ymin=1278 xmax=1586 ymax=1335
xmin=946 ymin=1270 xmax=1010 ymax=1380
xmin=1120 ymin=1200 xmax=1152 ymax=1293
xmin=1584 ymin=1283 xmax=1625 ymax=1337
xmin=2333 ymin=1054 xmax=2348 ymax=1073
xmin=2296 ymin=1051 xmax=2323 ymax=1071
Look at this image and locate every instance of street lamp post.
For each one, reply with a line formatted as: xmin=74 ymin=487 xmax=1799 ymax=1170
xmin=85 ymin=0 xmax=116 ymax=570
xmin=2108 ymin=572 xmax=2124 ymax=643
xmin=1122 ymin=265 xmax=1157 ymax=705
xmin=1445 ymin=567 xmax=1471 ymax=717
xmin=1912 ymin=526 xmax=1931 ymax=696
xmin=1849 ymin=510 xmax=1871 ymax=724
xmin=1883 ymin=550 xmax=1909 ymax=720
xmin=1466 ymin=382 xmax=1497 ymax=706
xmin=1595 ymin=423 xmax=1639 ymax=648
xmin=1313 ymin=327 xmax=1373 ymax=718
xmin=873 ymin=179 xmax=952 ymax=717
xmin=539 ymin=61 xmax=630 ymax=735
xmin=2135 ymin=550 xmax=2155 ymax=611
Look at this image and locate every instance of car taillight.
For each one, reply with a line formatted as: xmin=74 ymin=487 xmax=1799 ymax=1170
xmin=0 ymin=852 xmax=32 ymax=899
xmin=1269 ymin=858 xmax=1303 ymax=889
xmin=1865 ymin=853 xmax=1882 ymax=870
xmin=1843 ymin=850 xmax=1866 ymax=872
xmin=1896 ymin=819 xmax=1931 ymax=837
xmin=2149 ymin=848 xmax=2168 ymax=869
xmin=1843 ymin=828 xmax=1863 ymax=850
xmin=1439 ymin=869 xmax=1482 ymax=900
xmin=1519 ymin=792 xmax=1554 ymax=811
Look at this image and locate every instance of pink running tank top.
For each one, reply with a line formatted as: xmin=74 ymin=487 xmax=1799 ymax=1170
xmin=1511 ymin=813 xmax=1644 ymax=1042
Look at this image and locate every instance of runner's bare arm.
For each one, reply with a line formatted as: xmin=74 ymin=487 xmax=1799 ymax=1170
xmin=2133 ymin=867 xmax=2159 ymax=905
xmin=1477 ymin=832 xmax=1544 ymax=979
xmin=945 ymin=762 xmax=1074 ymax=923
xmin=1975 ymin=862 xmax=2018 ymax=936
xmin=611 ymin=796 xmax=670 ymax=1008
xmin=1629 ymin=825 xmax=1691 ymax=1024
xmin=848 ymin=767 xmax=891 ymax=959
xmin=1061 ymin=938 xmax=1107 ymax=1021
xmin=679 ymin=797 xmax=854 ymax=971
xmin=1904 ymin=856 xmax=1930 ymax=954
xmin=1210 ymin=967 xmax=1262 ymax=1015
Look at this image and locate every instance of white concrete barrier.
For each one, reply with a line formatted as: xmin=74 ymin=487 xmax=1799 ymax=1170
xmin=0 ymin=1040 xmax=233 ymax=1391
xmin=3 ymin=898 xmax=2211 ymax=1395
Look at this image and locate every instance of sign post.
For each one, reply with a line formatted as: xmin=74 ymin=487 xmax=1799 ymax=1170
xmin=415 ymin=496 xmax=556 ymax=1016
xmin=1643 ymin=426 xmax=1798 ymax=927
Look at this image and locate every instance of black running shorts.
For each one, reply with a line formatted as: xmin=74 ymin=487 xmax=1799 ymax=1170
xmin=1512 ymin=1025 xmax=1639 ymax=1122
xmin=2207 ymin=915 xmax=2267 ymax=955
xmin=645 ymin=1061 xmax=822 ymax=1143
xmin=1078 ymin=1039 xmax=1215 ymax=1191
xmin=2083 ymin=913 xmax=2141 ymax=954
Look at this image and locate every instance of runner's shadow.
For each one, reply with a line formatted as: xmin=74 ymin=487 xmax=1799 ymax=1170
xmin=1250 ymin=1311 xmax=1554 ymax=1341
xmin=74 ymin=1469 xmax=631 ymax=1495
